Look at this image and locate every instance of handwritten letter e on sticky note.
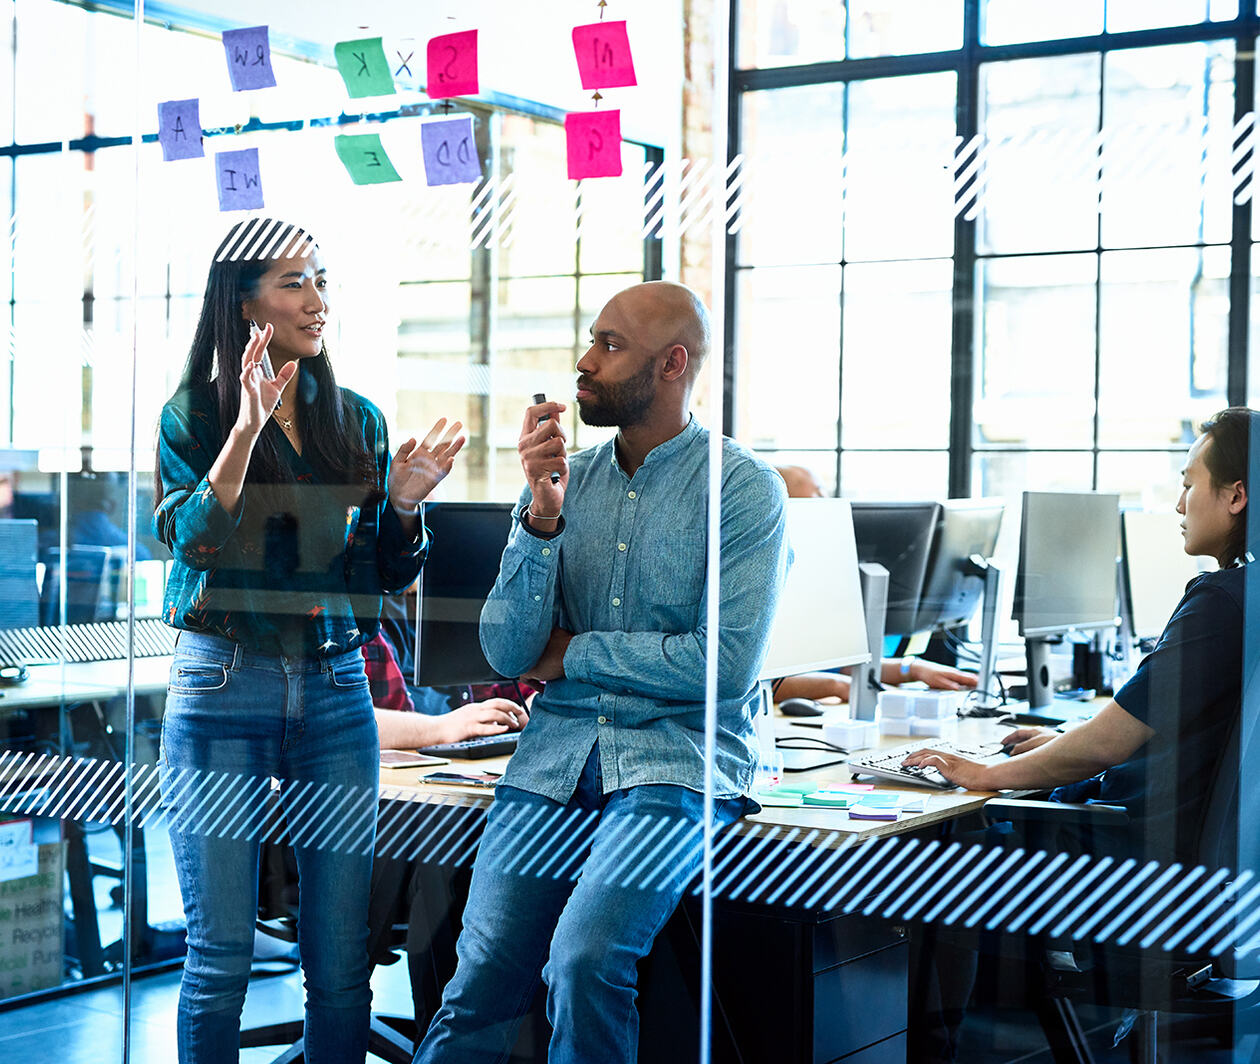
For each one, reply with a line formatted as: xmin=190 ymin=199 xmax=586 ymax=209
xmin=335 ymin=134 xmax=402 ymax=185
xmin=222 ymin=26 xmax=277 ymax=92
xmin=335 ymin=38 xmax=395 ymax=99
xmin=427 ymin=30 xmax=479 ymax=99
xmin=572 ymin=21 xmax=637 ymax=91
xmin=565 ymin=110 xmax=622 ymax=180
xmin=421 ymin=118 xmax=481 ymax=186
xmin=216 ymin=148 xmax=265 ymax=212
xmin=158 ymin=99 xmax=203 ymax=161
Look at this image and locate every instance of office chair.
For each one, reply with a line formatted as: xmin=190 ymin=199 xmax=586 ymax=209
xmin=982 ymin=710 xmax=1260 ymax=1064
xmin=239 ymin=837 xmax=418 ymax=1064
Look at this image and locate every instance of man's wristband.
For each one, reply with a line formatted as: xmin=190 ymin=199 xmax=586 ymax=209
xmin=527 ymin=505 xmax=560 ymax=522
xmin=900 ymin=656 xmax=915 ymax=679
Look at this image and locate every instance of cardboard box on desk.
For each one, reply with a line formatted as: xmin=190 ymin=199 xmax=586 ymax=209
xmin=0 ymin=819 xmax=64 ymax=999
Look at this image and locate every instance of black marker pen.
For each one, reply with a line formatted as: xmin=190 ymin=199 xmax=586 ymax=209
xmin=533 ymin=392 xmax=561 ymax=484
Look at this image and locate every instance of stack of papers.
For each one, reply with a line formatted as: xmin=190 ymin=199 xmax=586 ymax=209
xmin=848 ymin=794 xmax=927 ymax=820
xmin=755 ymin=782 xmax=875 ymax=808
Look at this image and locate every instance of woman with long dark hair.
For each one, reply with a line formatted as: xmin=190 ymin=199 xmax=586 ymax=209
xmin=154 ymin=218 xmax=463 ymax=1064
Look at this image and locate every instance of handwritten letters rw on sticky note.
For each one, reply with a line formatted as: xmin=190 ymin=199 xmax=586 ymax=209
xmin=572 ymin=21 xmax=637 ymax=91
xmin=426 ymin=30 xmax=479 ymax=99
xmin=222 ymin=26 xmax=277 ymax=91
xmin=565 ymin=110 xmax=622 ymax=180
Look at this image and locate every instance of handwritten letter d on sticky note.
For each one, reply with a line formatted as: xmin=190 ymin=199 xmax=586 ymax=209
xmin=421 ymin=117 xmax=481 ymax=186
xmin=565 ymin=110 xmax=622 ymax=180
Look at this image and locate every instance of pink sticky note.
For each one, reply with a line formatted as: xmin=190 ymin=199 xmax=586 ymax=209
xmin=835 ymin=783 xmax=876 ymax=793
xmin=565 ymin=110 xmax=622 ymax=180
xmin=572 ymin=21 xmax=637 ymax=91
xmin=427 ymin=30 xmax=479 ymax=99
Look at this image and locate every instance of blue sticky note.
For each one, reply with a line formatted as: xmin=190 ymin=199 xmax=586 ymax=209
xmin=420 ymin=117 xmax=481 ymax=186
xmin=223 ymin=26 xmax=277 ymax=92
xmin=215 ymin=149 xmax=264 ymax=212
xmin=157 ymin=99 xmax=203 ymax=161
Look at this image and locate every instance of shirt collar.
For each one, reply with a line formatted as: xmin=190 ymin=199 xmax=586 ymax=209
xmin=606 ymin=414 xmax=701 ymax=473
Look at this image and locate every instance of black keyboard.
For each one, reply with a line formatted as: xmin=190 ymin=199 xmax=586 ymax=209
xmin=419 ymin=733 xmax=520 ymax=759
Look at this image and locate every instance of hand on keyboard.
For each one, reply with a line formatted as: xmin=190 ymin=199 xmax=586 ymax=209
xmin=899 ymin=741 xmax=1002 ymax=791
xmin=847 ymin=740 xmax=1006 ymax=791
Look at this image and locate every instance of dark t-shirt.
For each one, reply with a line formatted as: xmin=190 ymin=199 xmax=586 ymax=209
xmin=1051 ymin=566 xmax=1244 ymax=863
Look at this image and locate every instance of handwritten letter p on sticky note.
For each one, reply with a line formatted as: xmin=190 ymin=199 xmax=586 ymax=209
xmin=572 ymin=21 xmax=637 ymax=91
xmin=222 ymin=26 xmax=277 ymax=92
xmin=565 ymin=110 xmax=622 ymax=180
xmin=427 ymin=30 xmax=479 ymax=99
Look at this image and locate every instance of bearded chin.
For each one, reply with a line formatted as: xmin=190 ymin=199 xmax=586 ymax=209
xmin=578 ymin=398 xmax=619 ymax=427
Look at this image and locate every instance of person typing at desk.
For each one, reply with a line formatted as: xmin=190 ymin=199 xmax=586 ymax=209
xmin=901 ymin=407 xmax=1253 ymax=865
xmin=412 ymin=281 xmax=790 ymax=1064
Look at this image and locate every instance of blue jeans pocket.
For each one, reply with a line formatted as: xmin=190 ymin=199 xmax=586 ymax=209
xmin=328 ymin=658 xmax=369 ymax=690
xmin=168 ymin=660 xmax=230 ymax=694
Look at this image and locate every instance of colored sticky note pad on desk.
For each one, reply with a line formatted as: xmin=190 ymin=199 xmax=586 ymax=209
xmin=335 ymin=38 xmax=395 ymax=98
xmin=802 ymin=791 xmax=856 ymax=808
xmin=334 ymin=134 xmax=402 ymax=185
xmin=157 ymin=99 xmax=203 ymax=161
xmin=754 ymin=792 xmax=803 ymax=808
xmin=572 ymin=21 xmax=637 ymax=90
xmin=215 ymin=148 xmax=264 ymax=211
xmin=222 ymin=26 xmax=276 ymax=92
xmin=565 ymin=110 xmax=622 ymax=180
xmin=427 ymin=30 xmax=479 ymax=99
xmin=421 ymin=117 xmax=482 ymax=186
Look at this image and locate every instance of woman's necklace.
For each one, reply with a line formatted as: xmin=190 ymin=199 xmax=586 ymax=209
xmin=273 ymin=407 xmax=295 ymax=432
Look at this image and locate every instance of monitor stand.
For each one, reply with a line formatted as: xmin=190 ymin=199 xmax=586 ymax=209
xmin=1024 ymin=635 xmax=1057 ymax=709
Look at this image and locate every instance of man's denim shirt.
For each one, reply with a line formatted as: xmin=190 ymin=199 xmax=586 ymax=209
xmin=480 ymin=417 xmax=791 ymax=802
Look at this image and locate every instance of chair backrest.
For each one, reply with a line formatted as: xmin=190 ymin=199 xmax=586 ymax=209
xmin=39 ymin=545 xmax=116 ymax=626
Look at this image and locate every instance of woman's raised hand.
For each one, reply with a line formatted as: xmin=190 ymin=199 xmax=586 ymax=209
xmin=234 ymin=323 xmax=296 ymax=438
xmin=389 ymin=418 xmax=467 ymax=515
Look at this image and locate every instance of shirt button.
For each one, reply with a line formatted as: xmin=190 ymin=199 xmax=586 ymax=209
xmin=627 ymin=491 xmax=636 ymax=499
xmin=597 ymin=716 xmax=608 ymax=725
xmin=541 ymin=547 xmax=551 ymax=556
xmin=612 ymin=597 xmax=621 ymax=607
xmin=534 ymin=595 xmax=541 ymax=601
xmin=617 ymin=543 xmax=627 ymax=552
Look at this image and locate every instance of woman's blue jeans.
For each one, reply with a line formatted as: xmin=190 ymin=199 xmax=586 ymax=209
xmin=159 ymin=631 xmax=379 ymax=1064
xmin=414 ymin=745 xmax=749 ymax=1064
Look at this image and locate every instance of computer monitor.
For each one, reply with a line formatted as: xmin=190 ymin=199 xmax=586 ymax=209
xmin=910 ymin=499 xmax=1005 ymax=634
xmin=1013 ymin=491 xmax=1121 ymax=707
xmin=759 ymin=498 xmax=870 ymax=681
xmin=849 ymin=501 xmax=940 ymax=638
xmin=413 ymin=501 xmax=515 ymax=688
xmin=39 ymin=545 xmax=119 ymax=626
xmin=0 ymin=519 xmax=39 ymax=629
xmin=1120 ymin=509 xmax=1211 ymax=643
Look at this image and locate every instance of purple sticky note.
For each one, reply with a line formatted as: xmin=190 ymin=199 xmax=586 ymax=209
xmin=421 ymin=118 xmax=482 ymax=186
xmin=427 ymin=30 xmax=479 ymax=99
xmin=215 ymin=149 xmax=265 ymax=212
xmin=157 ymin=99 xmax=203 ymax=161
xmin=565 ymin=110 xmax=622 ymax=180
xmin=222 ymin=26 xmax=277 ymax=92
xmin=572 ymin=21 xmax=637 ymax=91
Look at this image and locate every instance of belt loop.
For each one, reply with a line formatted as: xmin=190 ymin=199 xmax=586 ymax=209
xmin=231 ymin=640 xmax=243 ymax=671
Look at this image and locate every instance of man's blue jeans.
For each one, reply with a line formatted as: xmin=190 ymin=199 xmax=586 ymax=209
xmin=160 ymin=631 xmax=379 ymax=1064
xmin=413 ymin=745 xmax=749 ymax=1064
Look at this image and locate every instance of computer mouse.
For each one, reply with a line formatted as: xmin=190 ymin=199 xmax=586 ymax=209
xmin=779 ymin=697 xmax=824 ymax=717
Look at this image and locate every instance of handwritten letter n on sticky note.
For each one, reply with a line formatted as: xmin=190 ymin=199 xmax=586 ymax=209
xmin=421 ymin=117 xmax=481 ymax=186
xmin=222 ymin=26 xmax=277 ymax=92
xmin=157 ymin=99 xmax=203 ymax=161
xmin=216 ymin=148 xmax=265 ymax=212
xmin=565 ymin=110 xmax=622 ymax=180
xmin=426 ymin=30 xmax=479 ymax=99
xmin=572 ymin=21 xmax=637 ymax=91
xmin=334 ymin=38 xmax=396 ymax=99
xmin=334 ymin=133 xmax=402 ymax=185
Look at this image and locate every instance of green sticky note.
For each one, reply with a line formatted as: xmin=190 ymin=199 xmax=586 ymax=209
xmin=334 ymin=134 xmax=401 ymax=184
xmin=802 ymin=791 xmax=856 ymax=808
xmin=765 ymin=782 xmax=817 ymax=796
xmin=334 ymin=38 xmax=395 ymax=98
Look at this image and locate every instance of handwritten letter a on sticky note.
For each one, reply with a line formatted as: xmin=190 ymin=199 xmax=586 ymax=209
xmin=222 ymin=26 xmax=277 ymax=92
xmin=572 ymin=21 xmax=637 ymax=91
xmin=565 ymin=110 xmax=622 ymax=180
xmin=335 ymin=134 xmax=402 ymax=185
xmin=158 ymin=99 xmax=203 ymax=161
xmin=216 ymin=148 xmax=265 ymax=212
xmin=421 ymin=117 xmax=481 ymax=186
xmin=335 ymin=38 xmax=395 ymax=99
xmin=427 ymin=30 xmax=479 ymax=99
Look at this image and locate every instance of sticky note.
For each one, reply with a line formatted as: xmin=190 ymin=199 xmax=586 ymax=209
xmin=565 ymin=110 xmax=622 ymax=180
xmin=572 ymin=21 xmax=637 ymax=91
xmin=421 ymin=117 xmax=481 ymax=186
xmin=215 ymin=148 xmax=264 ymax=212
xmin=157 ymin=98 xmax=203 ymax=161
xmin=334 ymin=133 xmax=402 ymax=185
xmin=427 ymin=29 xmax=479 ymax=99
xmin=222 ymin=26 xmax=277 ymax=92
xmin=335 ymin=38 xmax=395 ymax=99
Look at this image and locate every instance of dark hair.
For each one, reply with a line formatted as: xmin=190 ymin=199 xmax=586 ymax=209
xmin=1198 ymin=406 xmax=1256 ymax=566
xmin=156 ymin=219 xmax=378 ymax=502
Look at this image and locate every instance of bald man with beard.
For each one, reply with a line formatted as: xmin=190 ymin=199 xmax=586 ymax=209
xmin=413 ymin=282 xmax=792 ymax=1064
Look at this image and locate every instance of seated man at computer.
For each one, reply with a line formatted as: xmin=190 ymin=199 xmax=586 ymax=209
xmin=413 ymin=281 xmax=790 ymax=1064
xmin=902 ymin=407 xmax=1252 ymax=865
xmin=773 ymin=464 xmax=976 ymax=702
